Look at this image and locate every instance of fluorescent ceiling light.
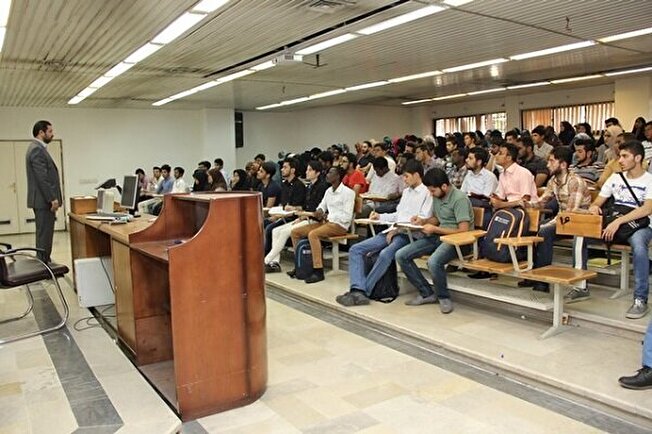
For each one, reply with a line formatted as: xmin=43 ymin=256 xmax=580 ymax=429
xmin=345 ymin=81 xmax=389 ymax=91
xmin=192 ymin=0 xmax=230 ymax=13
xmin=506 ymin=81 xmax=551 ymax=90
xmin=152 ymin=98 xmax=173 ymax=107
xmin=256 ymin=103 xmax=284 ymax=110
xmin=467 ymin=87 xmax=506 ymax=95
xmin=0 ymin=0 xmax=11 ymax=26
xmin=105 ymin=62 xmax=135 ymax=77
xmin=189 ymin=81 xmax=220 ymax=92
xmin=169 ymin=89 xmax=199 ymax=100
xmin=89 ymin=75 xmax=114 ymax=89
xmin=443 ymin=58 xmax=508 ymax=73
xmin=250 ymin=60 xmax=275 ymax=71
xmin=296 ymin=34 xmax=358 ymax=55
xmin=510 ymin=40 xmax=595 ymax=61
xmin=68 ymin=96 xmax=85 ymax=105
xmin=357 ymin=5 xmax=445 ymax=35
xmin=388 ymin=71 xmax=442 ymax=83
xmin=124 ymin=43 xmax=162 ymax=64
xmin=433 ymin=93 xmax=467 ymax=101
xmin=309 ymin=89 xmax=347 ymax=99
xmin=280 ymin=97 xmax=311 ymax=106
xmin=550 ymin=74 xmax=603 ymax=84
xmin=217 ymin=69 xmax=255 ymax=82
xmin=402 ymin=98 xmax=434 ymax=105
xmin=604 ymin=66 xmax=652 ymax=76
xmin=0 ymin=27 xmax=5 ymax=51
xmin=599 ymin=27 xmax=652 ymax=43
xmin=152 ymin=12 xmax=206 ymax=44
xmin=77 ymin=88 xmax=97 ymax=98
xmin=443 ymin=0 xmax=474 ymax=6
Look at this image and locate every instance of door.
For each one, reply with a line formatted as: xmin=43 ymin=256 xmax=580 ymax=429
xmin=0 ymin=142 xmax=20 ymax=234
xmin=13 ymin=140 xmax=66 ymax=233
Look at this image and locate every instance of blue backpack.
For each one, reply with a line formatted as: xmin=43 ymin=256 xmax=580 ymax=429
xmin=294 ymin=239 xmax=315 ymax=280
xmin=481 ymin=208 xmax=529 ymax=263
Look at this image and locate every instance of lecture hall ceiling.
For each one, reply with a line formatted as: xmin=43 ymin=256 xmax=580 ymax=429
xmin=0 ymin=0 xmax=651 ymax=110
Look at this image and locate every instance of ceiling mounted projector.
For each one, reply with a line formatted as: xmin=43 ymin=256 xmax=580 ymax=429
xmin=273 ymin=53 xmax=304 ymax=65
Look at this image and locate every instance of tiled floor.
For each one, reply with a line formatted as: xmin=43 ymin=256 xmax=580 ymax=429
xmin=0 ymin=231 xmax=649 ymax=433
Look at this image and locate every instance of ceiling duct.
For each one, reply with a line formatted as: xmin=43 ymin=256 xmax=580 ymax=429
xmin=306 ymin=0 xmax=357 ymax=14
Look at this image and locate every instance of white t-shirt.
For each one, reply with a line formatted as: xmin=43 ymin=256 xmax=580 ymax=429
xmin=599 ymin=171 xmax=652 ymax=226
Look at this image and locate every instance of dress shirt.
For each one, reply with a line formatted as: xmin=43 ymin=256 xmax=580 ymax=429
xmin=317 ymin=183 xmax=356 ymax=230
xmin=280 ymin=176 xmax=307 ymax=207
xmin=157 ymin=176 xmax=174 ymax=194
xmin=461 ymin=168 xmax=498 ymax=197
xmin=378 ymin=183 xmax=432 ymax=224
xmin=533 ymin=142 xmax=553 ymax=159
xmin=495 ymin=163 xmax=539 ymax=203
xmin=368 ymin=171 xmax=402 ymax=197
xmin=172 ymin=178 xmax=189 ymax=193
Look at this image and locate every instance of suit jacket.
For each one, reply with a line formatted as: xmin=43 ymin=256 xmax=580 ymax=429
xmin=26 ymin=140 xmax=62 ymax=209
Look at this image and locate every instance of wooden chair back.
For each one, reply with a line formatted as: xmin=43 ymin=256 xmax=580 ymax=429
xmin=525 ymin=208 xmax=541 ymax=233
xmin=472 ymin=207 xmax=485 ymax=229
xmin=556 ymin=212 xmax=602 ymax=238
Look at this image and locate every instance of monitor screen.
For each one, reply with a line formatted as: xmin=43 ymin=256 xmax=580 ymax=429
xmin=120 ymin=175 xmax=139 ymax=210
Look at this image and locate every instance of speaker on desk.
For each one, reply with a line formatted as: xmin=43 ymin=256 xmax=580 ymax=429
xmin=235 ymin=111 xmax=243 ymax=148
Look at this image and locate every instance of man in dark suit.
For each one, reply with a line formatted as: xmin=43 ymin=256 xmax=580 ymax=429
xmin=26 ymin=120 xmax=62 ymax=263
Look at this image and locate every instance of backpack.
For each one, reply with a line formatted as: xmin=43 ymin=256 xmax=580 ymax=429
xmin=364 ymin=251 xmax=399 ymax=303
xmin=481 ymin=208 xmax=529 ymax=263
xmin=294 ymin=238 xmax=315 ymax=280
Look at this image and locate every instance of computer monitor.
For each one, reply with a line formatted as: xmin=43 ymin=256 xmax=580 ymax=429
xmin=120 ymin=175 xmax=139 ymax=211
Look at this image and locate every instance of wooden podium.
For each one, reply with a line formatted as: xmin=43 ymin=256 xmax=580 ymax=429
xmin=127 ymin=192 xmax=268 ymax=420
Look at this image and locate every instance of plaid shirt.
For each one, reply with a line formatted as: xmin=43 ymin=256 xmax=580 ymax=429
xmin=540 ymin=171 xmax=591 ymax=211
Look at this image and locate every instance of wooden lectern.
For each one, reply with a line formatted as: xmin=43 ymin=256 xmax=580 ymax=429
xmin=127 ymin=192 xmax=267 ymax=420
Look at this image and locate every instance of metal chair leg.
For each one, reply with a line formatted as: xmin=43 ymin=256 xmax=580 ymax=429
xmin=0 ymin=255 xmax=70 ymax=345
xmin=0 ymin=284 xmax=35 ymax=324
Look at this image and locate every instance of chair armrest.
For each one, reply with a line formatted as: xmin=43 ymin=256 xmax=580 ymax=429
xmin=440 ymin=230 xmax=486 ymax=246
xmin=493 ymin=236 xmax=544 ymax=247
xmin=4 ymin=247 xmax=46 ymax=255
xmin=0 ymin=242 xmax=12 ymax=250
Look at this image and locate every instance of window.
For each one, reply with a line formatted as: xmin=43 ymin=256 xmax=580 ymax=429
xmin=434 ymin=111 xmax=506 ymax=135
xmin=521 ymin=101 xmax=614 ymax=132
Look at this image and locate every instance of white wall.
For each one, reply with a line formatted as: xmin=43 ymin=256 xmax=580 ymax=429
xmin=615 ymin=76 xmax=652 ymax=129
xmin=238 ymin=104 xmax=413 ymax=166
xmin=0 ymin=107 xmax=241 ymax=204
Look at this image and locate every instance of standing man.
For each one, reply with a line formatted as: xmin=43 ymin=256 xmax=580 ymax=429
xmin=26 ymin=120 xmax=62 ymax=263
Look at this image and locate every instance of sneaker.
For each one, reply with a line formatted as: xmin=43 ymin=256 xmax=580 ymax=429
xmin=405 ymin=294 xmax=438 ymax=306
xmin=439 ymin=298 xmax=454 ymax=314
xmin=336 ymin=290 xmax=370 ymax=307
xmin=626 ymin=298 xmax=649 ymax=319
xmin=619 ymin=366 xmax=652 ymax=390
xmin=564 ymin=288 xmax=590 ymax=303
xmin=264 ymin=262 xmax=281 ymax=273
xmin=517 ymin=279 xmax=535 ymax=288
xmin=468 ymin=271 xmax=492 ymax=279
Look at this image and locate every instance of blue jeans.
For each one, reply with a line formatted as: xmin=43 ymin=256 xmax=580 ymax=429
xmin=644 ymin=319 xmax=652 ymax=368
xmin=395 ymin=236 xmax=458 ymax=299
xmin=349 ymin=233 xmax=410 ymax=295
xmin=629 ymin=227 xmax=652 ymax=301
xmin=534 ymin=220 xmax=588 ymax=270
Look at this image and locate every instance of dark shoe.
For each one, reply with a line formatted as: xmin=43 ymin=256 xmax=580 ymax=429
xmin=533 ymin=283 xmax=550 ymax=293
xmin=564 ymin=287 xmax=591 ymax=303
xmin=619 ymin=366 xmax=652 ymax=390
xmin=304 ymin=269 xmax=324 ymax=284
xmin=286 ymin=268 xmax=296 ymax=278
xmin=264 ymin=262 xmax=281 ymax=273
xmin=517 ymin=279 xmax=535 ymax=288
xmin=626 ymin=298 xmax=649 ymax=319
xmin=468 ymin=271 xmax=491 ymax=279
xmin=447 ymin=265 xmax=459 ymax=273
xmin=336 ymin=290 xmax=370 ymax=307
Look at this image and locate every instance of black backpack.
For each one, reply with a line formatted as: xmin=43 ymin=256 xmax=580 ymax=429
xmin=364 ymin=251 xmax=399 ymax=303
xmin=294 ymin=238 xmax=315 ymax=280
xmin=481 ymin=208 xmax=529 ymax=263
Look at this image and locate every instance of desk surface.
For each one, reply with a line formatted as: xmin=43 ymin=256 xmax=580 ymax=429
xmin=69 ymin=213 xmax=155 ymax=244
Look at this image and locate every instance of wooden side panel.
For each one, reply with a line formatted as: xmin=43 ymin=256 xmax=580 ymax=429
xmin=556 ymin=212 xmax=602 ymax=238
xmin=69 ymin=197 xmax=96 ymax=214
xmin=112 ymin=239 xmax=136 ymax=353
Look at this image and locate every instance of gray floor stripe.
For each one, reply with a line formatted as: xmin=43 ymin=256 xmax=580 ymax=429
xmin=182 ymin=420 xmax=211 ymax=434
xmin=31 ymin=284 xmax=124 ymax=432
xmin=268 ymin=286 xmax=652 ymax=434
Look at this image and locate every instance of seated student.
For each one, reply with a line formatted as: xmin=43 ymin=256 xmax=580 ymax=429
xmin=505 ymin=129 xmax=519 ymax=145
xmin=257 ymin=162 xmax=282 ymax=207
xmin=570 ymin=136 xmax=603 ymax=184
xmin=517 ymin=136 xmax=549 ymax=188
xmin=289 ymin=167 xmax=355 ymax=283
xmin=461 ymin=147 xmax=498 ymax=228
xmin=335 ymin=160 xmax=433 ymax=306
xmin=359 ymin=157 xmax=402 ymax=216
xmin=230 ymin=169 xmax=249 ymax=191
xmin=366 ymin=142 xmax=397 ymax=182
xmin=531 ymin=125 xmax=553 ymax=160
xmin=519 ymin=147 xmax=592 ymax=294
xmin=394 ymin=168 xmax=474 ymax=314
xmin=172 ymin=167 xmax=190 ymax=193
xmin=192 ymin=169 xmax=210 ymax=192
xmin=197 ymin=160 xmax=211 ymax=171
xmin=596 ymin=125 xmax=625 ymax=188
xmin=265 ymin=161 xmax=329 ymax=273
xmin=146 ymin=166 xmax=162 ymax=195
xmin=135 ymin=168 xmax=149 ymax=195
xmin=318 ymin=151 xmax=334 ymax=176
xmin=490 ymin=142 xmax=539 ymax=209
xmin=156 ymin=164 xmax=174 ymax=194
xmin=264 ymin=158 xmax=307 ymax=255
xmin=589 ymin=140 xmax=652 ymax=319
xmin=213 ymin=158 xmax=229 ymax=183
xmin=486 ymin=136 xmax=503 ymax=174
xmin=341 ymin=153 xmax=368 ymax=195
xmin=415 ymin=143 xmax=440 ymax=174
xmin=619 ymin=318 xmax=652 ymax=390
xmin=207 ymin=167 xmax=228 ymax=191
xmin=445 ymin=148 xmax=468 ymax=189
xmin=245 ymin=161 xmax=261 ymax=191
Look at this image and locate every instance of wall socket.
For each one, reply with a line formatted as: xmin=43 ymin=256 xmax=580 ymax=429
xmin=79 ymin=178 xmax=98 ymax=185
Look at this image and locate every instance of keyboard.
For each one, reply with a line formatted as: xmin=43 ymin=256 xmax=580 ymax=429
xmin=86 ymin=212 xmax=131 ymax=221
